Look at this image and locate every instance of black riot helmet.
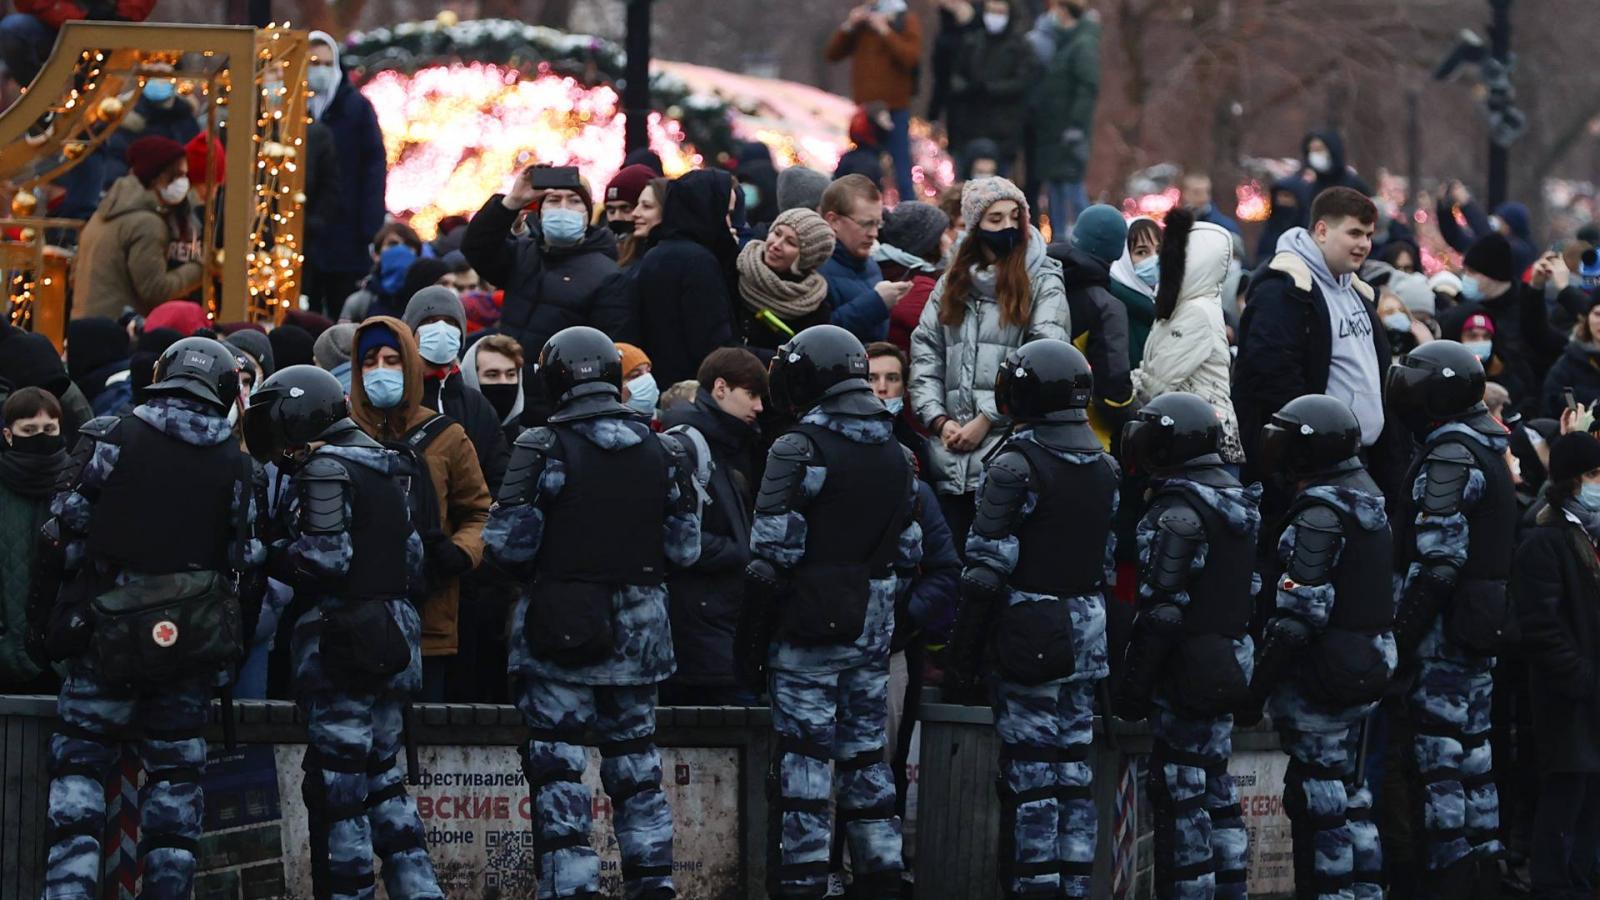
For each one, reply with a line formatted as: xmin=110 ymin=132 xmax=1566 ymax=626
xmin=1120 ymin=391 xmax=1222 ymax=474
xmin=1384 ymin=339 xmax=1486 ymax=437
xmin=1258 ymin=394 xmax=1362 ymax=481
xmin=146 ymin=336 xmax=241 ymax=412
xmin=538 ymin=326 xmax=627 ymax=421
xmin=767 ymin=324 xmax=872 ymax=417
xmin=995 ymin=339 xmax=1093 ymax=424
xmin=244 ymin=365 xmax=350 ymax=463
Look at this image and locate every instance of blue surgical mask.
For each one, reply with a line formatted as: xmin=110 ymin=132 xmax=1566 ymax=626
xmin=1133 ymin=256 xmax=1160 ymax=287
xmin=307 ymin=65 xmax=341 ymax=99
xmin=415 ymin=320 xmax=462 ymax=366
xmin=378 ymin=245 xmax=417 ymax=296
xmin=143 ymin=78 xmax=175 ymax=103
xmin=625 ymin=372 xmax=659 ymax=414
xmin=541 ymin=208 xmax=587 ymax=246
xmin=1382 ymin=312 xmax=1411 ymax=333
xmin=1464 ymin=340 xmax=1493 ymax=362
xmin=363 ymin=368 xmax=405 ymax=409
xmin=329 ymin=360 xmax=352 ymax=393
xmin=884 ymin=395 xmax=904 ymax=415
xmin=1459 ymin=274 xmax=1483 ymax=302
xmin=1581 ymin=483 xmax=1600 ymax=511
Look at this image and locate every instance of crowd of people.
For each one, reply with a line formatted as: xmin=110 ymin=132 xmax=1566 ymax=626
xmin=3 ymin=2 xmax=1600 ymax=900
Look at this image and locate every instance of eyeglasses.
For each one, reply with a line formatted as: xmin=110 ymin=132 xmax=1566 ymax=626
xmin=848 ymin=216 xmax=884 ymax=233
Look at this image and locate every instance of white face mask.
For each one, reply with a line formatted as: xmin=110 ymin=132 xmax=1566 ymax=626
xmin=982 ymin=12 xmax=1009 ymax=33
xmin=884 ymin=395 xmax=904 ymax=415
xmin=159 ymin=176 xmax=190 ymax=206
xmin=1307 ymin=150 xmax=1332 ymax=174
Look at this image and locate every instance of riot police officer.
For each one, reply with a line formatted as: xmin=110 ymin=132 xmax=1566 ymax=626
xmin=1116 ymin=392 xmax=1262 ymax=899
xmin=947 ymin=339 xmax=1119 ymax=900
xmin=742 ymin=324 xmax=921 ymax=900
xmin=1241 ymin=394 xmax=1395 ymax=900
xmin=483 ymin=326 xmax=702 ymax=900
xmin=37 ymin=336 xmax=265 ymax=899
xmin=1385 ymin=340 xmax=1515 ymax=896
xmin=245 ymin=365 xmax=444 ymax=900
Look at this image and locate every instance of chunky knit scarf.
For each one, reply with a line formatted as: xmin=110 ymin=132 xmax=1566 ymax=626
xmin=736 ymin=240 xmax=829 ymax=319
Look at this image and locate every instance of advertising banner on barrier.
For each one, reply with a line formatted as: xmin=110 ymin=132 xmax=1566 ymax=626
xmin=194 ymin=743 xmax=741 ymax=900
xmin=1231 ymin=750 xmax=1294 ymax=896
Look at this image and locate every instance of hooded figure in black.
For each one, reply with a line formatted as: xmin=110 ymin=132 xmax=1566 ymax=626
xmin=1301 ymin=130 xmax=1372 ymax=198
xmin=1254 ymin=177 xmax=1312 ymax=269
xmin=66 ymin=317 xmax=133 ymax=418
xmin=634 ymin=168 xmax=739 ymax=386
xmin=736 ymin=141 xmax=780 ymax=229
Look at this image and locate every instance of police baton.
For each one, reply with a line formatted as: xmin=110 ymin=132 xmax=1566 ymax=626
xmin=1354 ymin=713 xmax=1372 ymax=788
xmin=402 ymin=702 xmax=421 ymax=785
xmin=1097 ymin=680 xmax=1121 ymax=754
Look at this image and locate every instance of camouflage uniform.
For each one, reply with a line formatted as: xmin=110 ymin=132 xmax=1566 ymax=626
xmin=750 ymin=409 xmax=922 ymax=899
xmin=964 ymin=433 xmax=1116 ymax=899
xmin=1398 ymin=423 xmax=1507 ymax=876
xmin=485 ymin=416 xmax=702 ymax=900
xmin=1137 ymin=477 xmax=1260 ymax=900
xmin=41 ymin=398 xmax=264 ymax=900
xmin=1265 ymin=485 xmax=1397 ymax=900
xmin=280 ymin=443 xmax=442 ymax=900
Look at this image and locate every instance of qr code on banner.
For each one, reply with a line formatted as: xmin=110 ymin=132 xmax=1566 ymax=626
xmin=485 ymin=829 xmax=538 ymax=891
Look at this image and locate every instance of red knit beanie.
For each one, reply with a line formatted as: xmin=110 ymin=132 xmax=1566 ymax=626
xmin=126 ymin=136 xmax=187 ymax=187
xmin=185 ymin=133 xmax=225 ymax=187
xmin=605 ymin=164 xmax=656 ymax=207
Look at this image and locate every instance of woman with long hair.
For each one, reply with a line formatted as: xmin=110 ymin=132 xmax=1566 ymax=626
xmin=618 ymin=177 xmax=670 ymax=269
xmin=909 ymin=176 xmax=1068 ymax=548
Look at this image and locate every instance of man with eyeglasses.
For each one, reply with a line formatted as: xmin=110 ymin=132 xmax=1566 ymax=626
xmin=820 ymin=175 xmax=914 ymax=344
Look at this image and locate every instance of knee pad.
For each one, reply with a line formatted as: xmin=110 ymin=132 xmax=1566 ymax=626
xmin=768 ymin=736 xmax=832 ymax=893
xmin=602 ymin=734 xmax=665 ymax=810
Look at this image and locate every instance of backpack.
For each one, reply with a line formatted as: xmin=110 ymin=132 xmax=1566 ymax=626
xmin=663 ymin=423 xmax=714 ymax=519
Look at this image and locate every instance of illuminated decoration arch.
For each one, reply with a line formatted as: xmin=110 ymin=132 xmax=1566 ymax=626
xmin=0 ymin=21 xmax=309 ymax=341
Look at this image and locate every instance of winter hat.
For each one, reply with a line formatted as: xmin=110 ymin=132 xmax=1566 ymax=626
xmin=624 ymin=148 xmax=665 ymax=176
xmin=880 ymin=201 xmax=949 ymax=261
xmin=399 ymin=257 xmax=452 ymax=307
xmin=1359 ymin=259 xmax=1396 ymax=289
xmin=128 ymin=327 xmax=182 ymax=401
xmin=1464 ymin=233 xmax=1515 ymax=283
xmin=463 ymin=291 xmax=501 ymax=333
xmin=184 ymin=133 xmax=225 ymax=187
xmin=1549 ymin=431 xmax=1600 ymax=482
xmin=771 ymin=208 xmax=837 ymax=273
xmin=605 ymin=164 xmax=656 ymax=207
xmin=126 ymin=135 xmax=187 ymax=187
xmin=355 ymin=323 xmax=401 ymax=363
xmin=1462 ymin=312 xmax=1496 ymax=336
xmin=402 ymin=285 xmax=467 ymax=336
xmin=225 ymin=328 xmax=275 ymax=378
xmin=313 ymin=322 xmax=355 ymax=370
xmin=1388 ymin=271 xmax=1436 ymax=318
xmin=777 ymin=166 xmax=829 ymax=213
xmin=1073 ymin=204 xmax=1129 ymax=264
xmin=616 ymin=342 xmax=650 ymax=376
xmin=0 ymin=327 xmax=70 ymax=397
xmin=282 ymin=309 xmax=333 ymax=339
xmin=960 ymin=176 xmax=1029 ymax=237
xmin=268 ymin=324 xmax=316 ymax=370
xmin=1429 ymin=271 xmax=1463 ymax=298
xmin=144 ymin=299 xmax=209 ymax=336
xmin=65 ymin=317 xmax=130 ymax=382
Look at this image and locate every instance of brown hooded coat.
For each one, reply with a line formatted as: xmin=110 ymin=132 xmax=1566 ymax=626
xmin=349 ymin=316 xmax=490 ymax=656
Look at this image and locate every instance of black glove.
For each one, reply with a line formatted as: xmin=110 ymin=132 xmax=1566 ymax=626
xmin=947 ymin=566 xmax=1003 ymax=704
xmin=427 ymin=538 xmax=475 ymax=582
xmin=737 ymin=559 xmax=783 ymax=693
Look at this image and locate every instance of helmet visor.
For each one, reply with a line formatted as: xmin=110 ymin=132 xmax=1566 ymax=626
xmin=1257 ymin=422 xmax=1292 ymax=478
xmin=1384 ymin=362 xmax=1432 ymax=415
xmin=242 ymin=401 xmax=283 ymax=464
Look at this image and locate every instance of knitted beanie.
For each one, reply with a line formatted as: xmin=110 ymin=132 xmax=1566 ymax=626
xmin=126 ymin=136 xmax=187 ymax=187
xmin=314 ymin=322 xmax=356 ymax=370
xmin=1073 ymin=204 xmax=1129 ymax=264
xmin=1388 ymin=271 xmax=1436 ymax=317
xmin=1464 ymin=233 xmax=1515 ymax=283
xmin=880 ymin=201 xmax=950 ymax=261
xmin=616 ymin=342 xmax=651 ymax=376
xmin=185 ymin=133 xmax=225 ymax=187
xmin=777 ymin=166 xmax=830 ymax=213
xmin=772 ymin=208 xmax=837 ymax=273
xmin=961 ymin=176 xmax=1029 ymax=236
xmin=605 ymin=164 xmax=656 ymax=207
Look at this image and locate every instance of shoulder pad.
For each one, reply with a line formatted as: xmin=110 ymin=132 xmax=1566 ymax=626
xmin=77 ymin=415 xmax=121 ymax=443
xmin=1148 ymin=501 xmax=1205 ymax=596
xmin=1285 ymin=503 xmax=1342 ymax=586
xmin=300 ymin=455 xmax=351 ymax=483
xmin=972 ymin=450 xmax=1032 ymax=539
xmin=757 ymin=432 xmax=817 ymax=516
xmin=1267 ymin=251 xmax=1314 ymax=293
xmin=514 ymin=425 xmax=558 ymax=453
xmin=499 ymin=427 xmax=556 ymax=505
xmin=1155 ymin=502 xmax=1205 ymax=540
xmin=298 ymin=456 xmax=350 ymax=535
xmin=1419 ymin=442 xmax=1474 ymax=517
xmin=769 ymin=430 xmax=818 ymax=464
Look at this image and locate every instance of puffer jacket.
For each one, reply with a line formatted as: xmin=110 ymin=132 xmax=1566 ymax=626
xmin=1131 ymin=221 xmax=1244 ymax=463
xmin=909 ymin=226 xmax=1069 ymax=494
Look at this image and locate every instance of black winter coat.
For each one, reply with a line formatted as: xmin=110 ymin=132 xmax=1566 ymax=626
xmin=634 ymin=170 xmax=739 ymax=386
xmin=946 ymin=22 xmax=1036 ymax=162
xmin=1514 ymin=506 xmax=1600 ymax=772
xmin=658 ymin=390 xmax=758 ymax=687
xmin=305 ymin=80 xmax=388 ymax=275
xmin=1437 ymin=282 xmax=1568 ymax=389
xmin=460 ymin=195 xmax=637 ymax=358
xmin=1051 ymin=243 xmax=1133 ymax=413
xmin=1543 ymin=341 xmax=1600 ymax=419
xmin=421 ymin=372 xmax=510 ymax=493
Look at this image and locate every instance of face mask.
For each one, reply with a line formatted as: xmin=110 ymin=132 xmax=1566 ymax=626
xmin=307 ymin=65 xmax=341 ymax=98
xmin=541 ymin=208 xmax=587 ymax=246
xmin=983 ymin=12 xmax=1009 ymax=33
xmin=363 ymin=368 xmax=405 ymax=409
xmin=143 ymin=79 xmax=175 ymax=103
xmin=1134 ymin=256 xmax=1160 ymax=287
xmin=625 ymin=372 xmax=659 ymax=414
xmin=1307 ymin=150 xmax=1332 ymax=174
xmin=377 ymin=244 xmax=417 ymax=295
xmin=1459 ymin=275 xmax=1483 ymax=302
xmin=884 ymin=395 xmax=904 ymax=415
xmin=741 ymin=183 xmax=761 ymax=210
xmin=1581 ymin=483 xmax=1600 ymax=512
xmin=977 ymin=226 xmax=1023 ymax=258
xmin=608 ymin=218 xmax=634 ymax=238
xmin=480 ymin=383 xmax=520 ymax=421
xmin=1464 ymin=340 xmax=1493 ymax=362
xmin=416 ymin=321 xmax=462 ymax=366
xmin=158 ymin=176 xmax=190 ymax=206
xmin=9 ymin=432 xmax=62 ymax=455
xmin=330 ymin=360 xmax=353 ymax=393
xmin=1382 ymin=312 xmax=1411 ymax=333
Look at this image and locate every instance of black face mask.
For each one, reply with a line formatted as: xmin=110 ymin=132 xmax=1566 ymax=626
xmin=608 ymin=218 xmax=635 ymax=238
xmin=977 ymin=226 xmax=1023 ymax=258
xmin=480 ymin=383 xmax=520 ymax=421
xmin=9 ymin=432 xmax=63 ymax=455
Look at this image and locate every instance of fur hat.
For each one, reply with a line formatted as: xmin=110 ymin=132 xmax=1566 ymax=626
xmin=880 ymin=201 xmax=949 ymax=261
xmin=771 ymin=208 xmax=836 ymax=273
xmin=960 ymin=177 xmax=1029 ymax=237
xmin=777 ymin=166 xmax=829 ymax=213
xmin=1154 ymin=207 xmax=1196 ymax=319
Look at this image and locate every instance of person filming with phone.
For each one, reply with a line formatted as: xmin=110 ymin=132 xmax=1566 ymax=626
xmin=461 ymin=163 xmax=637 ymax=369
